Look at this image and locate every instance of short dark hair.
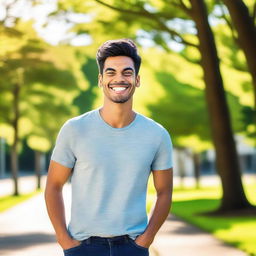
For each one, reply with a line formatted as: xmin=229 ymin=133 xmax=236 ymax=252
xmin=96 ymin=38 xmax=141 ymax=75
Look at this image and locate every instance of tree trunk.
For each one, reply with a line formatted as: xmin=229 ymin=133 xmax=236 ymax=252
xmin=222 ymin=0 xmax=256 ymax=113
xmin=11 ymin=82 xmax=20 ymax=196
xmin=35 ymin=150 xmax=41 ymax=189
xmin=190 ymin=0 xmax=252 ymax=211
xmin=192 ymin=152 xmax=200 ymax=189
xmin=10 ymin=146 xmax=18 ymax=196
xmin=177 ymin=148 xmax=186 ymax=188
xmin=0 ymin=137 xmax=6 ymax=178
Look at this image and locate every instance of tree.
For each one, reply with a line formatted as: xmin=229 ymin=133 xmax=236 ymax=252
xmin=185 ymin=0 xmax=251 ymax=211
xmin=212 ymin=21 xmax=255 ymax=142
xmin=220 ymin=0 xmax=256 ymax=117
xmin=0 ymin=20 xmax=79 ymax=195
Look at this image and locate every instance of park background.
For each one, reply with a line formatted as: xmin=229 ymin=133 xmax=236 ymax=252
xmin=0 ymin=0 xmax=256 ymax=255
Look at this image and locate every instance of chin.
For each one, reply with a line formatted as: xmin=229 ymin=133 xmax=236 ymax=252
xmin=112 ymin=99 xmax=129 ymax=104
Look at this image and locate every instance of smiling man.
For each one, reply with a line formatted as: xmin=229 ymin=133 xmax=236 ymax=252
xmin=45 ymin=39 xmax=173 ymax=256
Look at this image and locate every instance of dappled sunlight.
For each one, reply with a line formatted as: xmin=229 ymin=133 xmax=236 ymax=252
xmin=143 ymin=47 xmax=204 ymax=90
xmin=27 ymin=136 xmax=51 ymax=152
xmin=221 ymin=64 xmax=253 ymax=107
xmin=0 ymin=124 xmax=13 ymax=145
xmin=215 ymin=221 xmax=256 ymax=254
xmin=177 ymin=134 xmax=212 ymax=152
xmin=172 ymin=187 xmax=222 ymax=201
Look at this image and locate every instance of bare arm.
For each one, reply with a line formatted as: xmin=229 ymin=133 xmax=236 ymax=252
xmin=44 ymin=160 xmax=81 ymax=250
xmin=135 ymin=168 xmax=173 ymax=248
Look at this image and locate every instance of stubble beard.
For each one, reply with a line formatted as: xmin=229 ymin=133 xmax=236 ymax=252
xmin=107 ymin=84 xmax=135 ymax=104
xmin=111 ymin=95 xmax=131 ymax=104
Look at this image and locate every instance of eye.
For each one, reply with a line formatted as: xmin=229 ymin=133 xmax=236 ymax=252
xmin=106 ymin=72 xmax=115 ymax=76
xmin=123 ymin=72 xmax=133 ymax=76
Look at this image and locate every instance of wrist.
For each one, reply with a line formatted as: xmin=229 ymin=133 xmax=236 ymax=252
xmin=142 ymin=231 xmax=155 ymax=241
xmin=56 ymin=232 xmax=72 ymax=244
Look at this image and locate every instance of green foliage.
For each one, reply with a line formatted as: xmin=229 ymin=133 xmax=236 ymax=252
xmin=149 ymin=71 xmax=210 ymax=140
xmin=0 ymin=190 xmax=41 ymax=213
xmin=241 ymin=106 xmax=256 ymax=140
xmin=213 ymin=22 xmax=255 ymax=141
xmin=73 ymin=58 xmax=99 ymax=113
xmin=134 ymin=48 xmax=244 ymax=150
xmin=0 ymin=19 xmax=82 ymax=152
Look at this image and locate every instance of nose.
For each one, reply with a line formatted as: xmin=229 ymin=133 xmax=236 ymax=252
xmin=113 ymin=72 xmax=126 ymax=83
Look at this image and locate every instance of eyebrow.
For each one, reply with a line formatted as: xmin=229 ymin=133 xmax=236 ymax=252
xmin=123 ymin=67 xmax=134 ymax=72
xmin=104 ymin=67 xmax=135 ymax=72
xmin=105 ymin=68 xmax=115 ymax=72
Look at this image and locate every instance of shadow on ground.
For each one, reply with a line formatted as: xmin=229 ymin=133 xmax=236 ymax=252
xmin=0 ymin=232 xmax=56 ymax=251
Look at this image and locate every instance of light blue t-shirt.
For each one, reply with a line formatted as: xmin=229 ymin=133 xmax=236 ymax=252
xmin=51 ymin=107 xmax=173 ymax=241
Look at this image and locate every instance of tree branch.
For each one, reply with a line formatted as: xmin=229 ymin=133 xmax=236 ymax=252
xmin=94 ymin=0 xmax=198 ymax=48
xmin=217 ymin=1 xmax=239 ymax=44
xmin=153 ymin=19 xmax=197 ymax=47
xmin=173 ymin=0 xmax=193 ymax=16
xmin=94 ymin=0 xmax=151 ymax=17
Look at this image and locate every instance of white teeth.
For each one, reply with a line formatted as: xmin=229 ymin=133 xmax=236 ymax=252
xmin=112 ymin=87 xmax=127 ymax=91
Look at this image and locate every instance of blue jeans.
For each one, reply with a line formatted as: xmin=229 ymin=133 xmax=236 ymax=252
xmin=63 ymin=235 xmax=149 ymax=256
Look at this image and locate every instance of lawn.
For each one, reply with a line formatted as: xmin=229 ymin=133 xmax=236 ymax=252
xmin=0 ymin=190 xmax=41 ymax=213
xmin=147 ymin=175 xmax=256 ymax=256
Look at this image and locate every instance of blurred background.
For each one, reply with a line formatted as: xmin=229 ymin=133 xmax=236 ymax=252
xmin=0 ymin=0 xmax=255 ymax=255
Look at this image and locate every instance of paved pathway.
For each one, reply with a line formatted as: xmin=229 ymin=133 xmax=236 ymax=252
xmin=0 ymin=182 xmax=69 ymax=256
xmin=152 ymin=214 xmax=247 ymax=256
xmin=0 ymin=175 xmax=251 ymax=256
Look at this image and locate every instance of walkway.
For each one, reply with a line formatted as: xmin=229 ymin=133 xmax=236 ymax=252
xmin=0 ymin=175 xmax=249 ymax=256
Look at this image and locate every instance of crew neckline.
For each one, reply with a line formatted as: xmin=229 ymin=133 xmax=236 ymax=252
xmin=95 ymin=107 xmax=139 ymax=132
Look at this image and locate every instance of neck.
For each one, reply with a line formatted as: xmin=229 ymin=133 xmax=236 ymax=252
xmin=99 ymin=100 xmax=136 ymax=128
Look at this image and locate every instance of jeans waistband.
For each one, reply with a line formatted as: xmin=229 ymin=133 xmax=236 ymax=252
xmin=83 ymin=235 xmax=130 ymax=245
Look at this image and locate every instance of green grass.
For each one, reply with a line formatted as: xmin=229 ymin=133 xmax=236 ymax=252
xmin=0 ymin=190 xmax=41 ymax=213
xmin=147 ymin=176 xmax=256 ymax=256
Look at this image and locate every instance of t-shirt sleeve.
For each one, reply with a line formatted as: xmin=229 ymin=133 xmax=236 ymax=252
xmin=151 ymin=128 xmax=173 ymax=171
xmin=50 ymin=120 xmax=76 ymax=168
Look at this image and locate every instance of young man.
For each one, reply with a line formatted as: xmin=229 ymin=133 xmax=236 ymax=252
xmin=45 ymin=39 xmax=173 ymax=256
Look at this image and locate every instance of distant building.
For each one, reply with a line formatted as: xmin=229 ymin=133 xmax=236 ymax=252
xmin=172 ymin=135 xmax=256 ymax=177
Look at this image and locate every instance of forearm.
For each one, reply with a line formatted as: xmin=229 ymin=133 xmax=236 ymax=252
xmin=44 ymin=186 xmax=70 ymax=242
xmin=143 ymin=192 xmax=172 ymax=240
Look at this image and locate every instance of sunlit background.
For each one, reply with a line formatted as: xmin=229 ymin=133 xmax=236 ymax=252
xmin=0 ymin=0 xmax=255 ymax=255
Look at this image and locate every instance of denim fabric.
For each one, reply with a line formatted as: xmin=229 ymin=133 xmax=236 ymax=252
xmin=63 ymin=235 xmax=149 ymax=256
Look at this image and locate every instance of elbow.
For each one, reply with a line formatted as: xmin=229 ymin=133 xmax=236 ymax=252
xmin=44 ymin=182 xmax=62 ymax=201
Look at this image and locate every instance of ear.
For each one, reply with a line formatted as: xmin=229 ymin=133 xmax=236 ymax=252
xmin=98 ymin=74 xmax=102 ymax=88
xmin=135 ymin=75 xmax=140 ymax=87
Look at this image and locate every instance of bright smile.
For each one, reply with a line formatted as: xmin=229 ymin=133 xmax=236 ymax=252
xmin=109 ymin=86 xmax=129 ymax=94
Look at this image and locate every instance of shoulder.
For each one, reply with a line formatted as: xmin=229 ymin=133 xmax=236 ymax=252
xmin=59 ymin=109 xmax=97 ymax=134
xmin=64 ymin=109 xmax=96 ymax=126
xmin=137 ymin=113 xmax=168 ymax=136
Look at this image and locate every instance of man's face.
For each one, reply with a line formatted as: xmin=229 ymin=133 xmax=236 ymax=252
xmin=98 ymin=56 xmax=140 ymax=104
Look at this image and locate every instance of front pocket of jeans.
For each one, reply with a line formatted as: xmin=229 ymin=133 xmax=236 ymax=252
xmin=129 ymin=239 xmax=148 ymax=251
xmin=63 ymin=243 xmax=83 ymax=253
